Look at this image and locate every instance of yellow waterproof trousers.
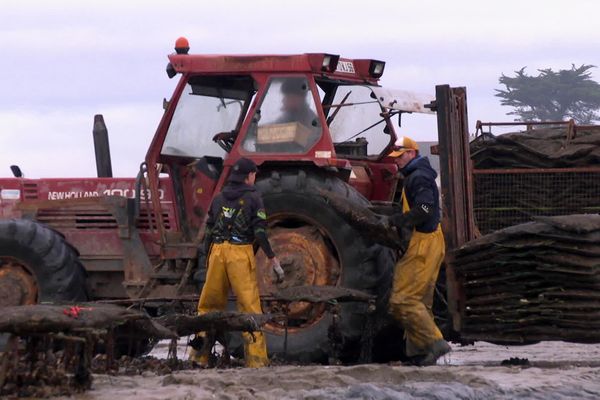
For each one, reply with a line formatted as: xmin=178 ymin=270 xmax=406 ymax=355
xmin=389 ymin=225 xmax=446 ymax=356
xmin=194 ymin=241 xmax=268 ymax=368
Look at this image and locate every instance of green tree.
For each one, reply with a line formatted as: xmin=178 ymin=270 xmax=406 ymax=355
xmin=495 ymin=64 xmax=600 ymax=124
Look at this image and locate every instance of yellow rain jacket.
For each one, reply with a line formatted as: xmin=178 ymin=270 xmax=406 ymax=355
xmin=389 ymin=156 xmax=446 ymax=356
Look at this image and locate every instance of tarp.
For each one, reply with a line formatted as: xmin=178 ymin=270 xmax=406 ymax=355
xmin=471 ymin=127 xmax=600 ymax=169
xmin=453 ymin=214 xmax=600 ymax=343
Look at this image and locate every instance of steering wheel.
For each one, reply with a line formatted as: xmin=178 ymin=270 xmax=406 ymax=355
xmin=212 ymin=130 xmax=237 ymax=152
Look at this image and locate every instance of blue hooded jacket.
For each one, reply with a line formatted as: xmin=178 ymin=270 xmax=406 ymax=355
xmin=400 ymin=156 xmax=441 ymax=233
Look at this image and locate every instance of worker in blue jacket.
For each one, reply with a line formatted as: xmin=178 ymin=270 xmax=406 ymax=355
xmin=388 ymin=136 xmax=451 ymax=366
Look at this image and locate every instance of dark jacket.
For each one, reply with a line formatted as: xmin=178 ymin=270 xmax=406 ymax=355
xmin=204 ymin=183 xmax=275 ymax=258
xmin=399 ymin=156 xmax=441 ymax=233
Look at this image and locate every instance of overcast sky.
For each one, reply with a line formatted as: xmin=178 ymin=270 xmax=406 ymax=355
xmin=1 ymin=0 xmax=599 ymax=178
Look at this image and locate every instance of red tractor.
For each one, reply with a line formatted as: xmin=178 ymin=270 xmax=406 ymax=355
xmin=0 ymin=38 xmax=470 ymax=362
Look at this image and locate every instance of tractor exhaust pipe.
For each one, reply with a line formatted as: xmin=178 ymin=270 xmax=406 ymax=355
xmin=92 ymin=114 xmax=113 ymax=178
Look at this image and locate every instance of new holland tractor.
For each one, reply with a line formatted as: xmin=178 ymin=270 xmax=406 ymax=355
xmin=0 ymin=37 xmax=470 ymax=362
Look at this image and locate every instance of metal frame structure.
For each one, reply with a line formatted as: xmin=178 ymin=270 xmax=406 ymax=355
xmin=472 ymin=120 xmax=600 ymax=234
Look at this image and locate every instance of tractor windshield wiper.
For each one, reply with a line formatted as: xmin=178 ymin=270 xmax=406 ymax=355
xmin=217 ymin=99 xmax=242 ymax=111
xmin=326 ymin=91 xmax=352 ymax=125
xmin=339 ymin=117 xmax=387 ymax=143
xmin=339 ymin=109 xmax=403 ymax=143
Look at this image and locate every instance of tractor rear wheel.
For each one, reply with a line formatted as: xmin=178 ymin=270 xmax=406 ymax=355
xmin=0 ymin=219 xmax=87 ymax=306
xmin=241 ymin=169 xmax=395 ymax=363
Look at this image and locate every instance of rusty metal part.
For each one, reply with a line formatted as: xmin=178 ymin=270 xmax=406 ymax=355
xmin=435 ymin=85 xmax=476 ymax=334
xmin=96 ymin=295 xmax=199 ymax=305
xmin=475 ymin=119 xmax=578 ymax=131
xmin=272 ymin=285 xmax=374 ymax=303
xmin=96 ymin=285 xmax=375 ymax=306
xmin=473 ymin=166 xmax=600 ymax=174
xmin=157 ymin=311 xmax=273 ymax=337
xmin=475 ymin=119 xmax=600 ymax=146
xmin=0 ymin=257 xmax=37 ymax=307
xmin=272 ymin=285 xmax=374 ymax=362
xmin=437 ymin=85 xmax=477 ymax=249
xmin=255 ymin=225 xmax=340 ymax=333
xmin=475 ymin=119 xmax=600 ymax=130
xmin=0 ymin=303 xmax=176 ymax=339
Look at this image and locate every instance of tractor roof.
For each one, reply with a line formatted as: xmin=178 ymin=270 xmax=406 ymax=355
xmin=166 ymin=38 xmax=435 ymax=115
xmin=167 ymin=39 xmax=384 ymax=85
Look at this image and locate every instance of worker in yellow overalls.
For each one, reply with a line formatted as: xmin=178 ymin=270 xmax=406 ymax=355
xmin=388 ymin=136 xmax=451 ymax=366
xmin=190 ymin=157 xmax=284 ymax=368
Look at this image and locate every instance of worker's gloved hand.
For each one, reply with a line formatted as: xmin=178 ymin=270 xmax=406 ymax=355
xmin=271 ymin=257 xmax=285 ymax=283
xmin=390 ymin=212 xmax=411 ymax=230
xmin=391 ymin=203 xmax=432 ymax=231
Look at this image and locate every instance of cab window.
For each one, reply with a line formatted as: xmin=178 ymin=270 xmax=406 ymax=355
xmin=242 ymin=77 xmax=322 ymax=153
xmin=328 ymin=85 xmax=390 ymax=156
xmin=161 ymin=76 xmax=254 ymax=158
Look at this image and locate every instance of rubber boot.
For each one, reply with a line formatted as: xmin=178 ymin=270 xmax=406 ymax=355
xmin=188 ymin=348 xmax=210 ymax=367
xmin=415 ymin=339 xmax=451 ymax=366
xmin=188 ymin=335 xmax=211 ymax=367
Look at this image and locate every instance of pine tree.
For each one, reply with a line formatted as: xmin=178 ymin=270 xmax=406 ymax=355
xmin=495 ymin=65 xmax=600 ymax=124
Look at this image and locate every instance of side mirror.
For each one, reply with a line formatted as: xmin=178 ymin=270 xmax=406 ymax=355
xmin=10 ymin=165 xmax=23 ymax=178
xmin=166 ymin=62 xmax=177 ymax=79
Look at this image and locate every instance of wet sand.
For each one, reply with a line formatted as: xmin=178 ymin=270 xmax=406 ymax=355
xmin=61 ymin=341 xmax=600 ymax=400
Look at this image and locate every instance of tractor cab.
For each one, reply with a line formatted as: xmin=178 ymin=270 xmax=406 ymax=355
xmin=144 ymin=38 xmax=435 ymax=242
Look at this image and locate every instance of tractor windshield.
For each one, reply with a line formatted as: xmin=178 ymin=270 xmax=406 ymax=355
xmin=241 ymin=76 xmax=322 ymax=154
xmin=327 ymin=85 xmax=392 ymax=156
xmin=161 ymin=76 xmax=253 ymax=158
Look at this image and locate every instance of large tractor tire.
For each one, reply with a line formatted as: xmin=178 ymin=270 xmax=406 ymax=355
xmin=0 ymin=219 xmax=87 ymax=306
xmin=231 ymin=169 xmax=395 ymax=363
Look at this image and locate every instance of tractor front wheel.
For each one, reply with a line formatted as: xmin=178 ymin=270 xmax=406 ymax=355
xmin=0 ymin=219 xmax=87 ymax=306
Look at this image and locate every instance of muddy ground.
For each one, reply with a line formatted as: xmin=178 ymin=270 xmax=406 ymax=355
xmin=51 ymin=340 xmax=600 ymax=400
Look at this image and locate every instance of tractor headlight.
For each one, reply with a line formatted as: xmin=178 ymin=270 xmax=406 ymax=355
xmin=369 ymin=60 xmax=385 ymax=78
xmin=321 ymin=54 xmax=340 ymax=72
